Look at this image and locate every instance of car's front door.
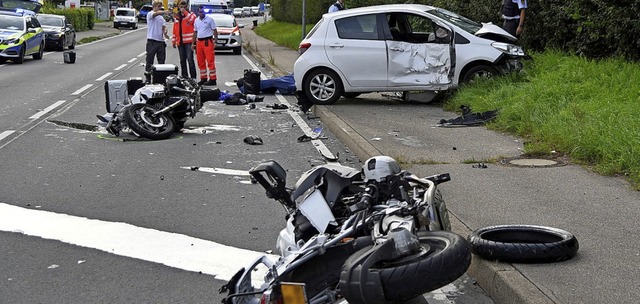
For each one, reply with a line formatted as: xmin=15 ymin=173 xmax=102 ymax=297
xmin=324 ymin=14 xmax=388 ymax=88
xmin=384 ymin=12 xmax=454 ymax=89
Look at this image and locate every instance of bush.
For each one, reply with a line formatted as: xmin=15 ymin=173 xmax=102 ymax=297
xmin=40 ymin=7 xmax=95 ymax=31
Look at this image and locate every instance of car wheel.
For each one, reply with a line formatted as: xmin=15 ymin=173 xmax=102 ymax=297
xmin=461 ymin=64 xmax=499 ymax=84
xmin=233 ymin=47 xmax=241 ymax=55
xmin=58 ymin=36 xmax=65 ymax=51
xmin=114 ymin=24 xmax=118 ymax=29
xmin=68 ymin=35 xmax=76 ymax=49
xmin=33 ymin=41 xmax=44 ymax=60
xmin=303 ymin=68 xmax=343 ymax=105
xmin=13 ymin=43 xmax=25 ymax=64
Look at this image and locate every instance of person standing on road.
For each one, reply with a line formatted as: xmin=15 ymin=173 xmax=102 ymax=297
xmin=501 ymin=0 xmax=527 ymax=37
xmin=145 ymin=0 xmax=170 ymax=76
xmin=328 ymin=0 xmax=345 ymax=13
xmin=192 ymin=5 xmax=219 ymax=86
xmin=172 ymin=0 xmax=197 ymax=79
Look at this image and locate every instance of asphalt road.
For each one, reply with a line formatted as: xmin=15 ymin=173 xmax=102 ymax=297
xmin=0 ymin=23 xmax=493 ymax=304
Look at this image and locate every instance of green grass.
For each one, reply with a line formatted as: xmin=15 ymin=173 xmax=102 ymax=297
xmin=447 ymin=50 xmax=640 ymax=188
xmin=253 ymin=20 xmax=314 ymax=50
xmin=254 ymin=21 xmax=640 ymax=189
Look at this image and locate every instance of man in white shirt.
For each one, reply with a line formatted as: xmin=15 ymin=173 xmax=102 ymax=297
xmin=191 ymin=5 xmax=219 ymax=86
xmin=145 ymin=0 xmax=170 ymax=77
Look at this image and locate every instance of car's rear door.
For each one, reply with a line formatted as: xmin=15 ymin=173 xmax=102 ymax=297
xmin=324 ymin=13 xmax=387 ymax=88
xmin=384 ymin=12 xmax=454 ymax=89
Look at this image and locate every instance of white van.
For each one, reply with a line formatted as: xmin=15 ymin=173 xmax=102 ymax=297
xmin=113 ymin=8 xmax=138 ymax=29
xmin=189 ymin=0 xmax=231 ymax=15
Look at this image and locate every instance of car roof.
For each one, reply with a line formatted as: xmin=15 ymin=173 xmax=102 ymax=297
xmin=325 ymin=4 xmax=435 ymax=17
xmin=36 ymin=13 xmax=64 ymax=18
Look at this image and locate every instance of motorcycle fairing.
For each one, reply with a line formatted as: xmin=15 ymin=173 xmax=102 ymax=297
xmin=297 ymin=189 xmax=337 ymax=233
xmin=291 ymin=163 xmax=362 ymax=208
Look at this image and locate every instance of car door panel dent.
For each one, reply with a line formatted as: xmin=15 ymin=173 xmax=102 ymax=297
xmin=388 ymin=41 xmax=451 ymax=88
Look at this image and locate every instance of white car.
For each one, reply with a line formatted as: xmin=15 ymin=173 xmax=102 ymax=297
xmin=233 ymin=7 xmax=244 ymax=17
xmin=113 ymin=8 xmax=138 ymax=29
xmin=208 ymin=13 xmax=243 ymax=55
xmin=293 ymin=4 xmax=528 ymax=105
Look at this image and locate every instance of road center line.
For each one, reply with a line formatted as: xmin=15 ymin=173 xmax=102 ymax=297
xmin=71 ymin=84 xmax=93 ymax=95
xmin=0 ymin=130 xmax=15 ymax=141
xmin=114 ymin=64 xmax=128 ymax=71
xmin=128 ymin=58 xmax=138 ymax=63
xmin=29 ymin=100 xmax=66 ymax=120
xmin=96 ymin=72 xmax=113 ymax=81
xmin=0 ymin=203 xmax=277 ymax=283
xmin=181 ymin=166 xmax=250 ymax=176
xmin=137 ymin=51 xmax=146 ymax=57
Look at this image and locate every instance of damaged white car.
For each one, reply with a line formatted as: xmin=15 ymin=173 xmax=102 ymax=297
xmin=293 ymin=4 xmax=528 ymax=105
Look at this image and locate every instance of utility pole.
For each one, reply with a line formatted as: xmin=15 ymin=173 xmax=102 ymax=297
xmin=301 ymin=0 xmax=306 ymax=40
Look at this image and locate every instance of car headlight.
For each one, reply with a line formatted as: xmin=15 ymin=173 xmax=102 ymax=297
xmin=1 ymin=38 xmax=18 ymax=45
xmin=491 ymin=42 xmax=526 ymax=57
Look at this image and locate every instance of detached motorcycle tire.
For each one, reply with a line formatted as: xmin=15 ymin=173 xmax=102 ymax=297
xmin=124 ymin=103 xmax=175 ymax=140
xmin=467 ymin=225 xmax=579 ymax=263
xmin=340 ymin=231 xmax=471 ymax=304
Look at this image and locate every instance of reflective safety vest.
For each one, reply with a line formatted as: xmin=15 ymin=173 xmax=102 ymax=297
xmin=172 ymin=11 xmax=197 ymax=45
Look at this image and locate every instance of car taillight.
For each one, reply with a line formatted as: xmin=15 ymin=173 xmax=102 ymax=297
xmin=298 ymin=42 xmax=311 ymax=55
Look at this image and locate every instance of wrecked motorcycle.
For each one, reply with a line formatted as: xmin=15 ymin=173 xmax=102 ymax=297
xmin=220 ymin=156 xmax=471 ymax=304
xmin=97 ymin=64 xmax=219 ymax=140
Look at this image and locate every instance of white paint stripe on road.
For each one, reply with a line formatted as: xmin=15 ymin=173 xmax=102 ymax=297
xmin=71 ymin=84 xmax=93 ymax=95
xmin=128 ymin=57 xmax=138 ymax=63
xmin=114 ymin=64 xmax=128 ymax=71
xmin=0 ymin=130 xmax=15 ymax=141
xmin=0 ymin=203 xmax=278 ymax=282
xmin=137 ymin=52 xmax=146 ymax=57
xmin=96 ymin=72 xmax=113 ymax=81
xmin=29 ymin=100 xmax=66 ymax=120
xmin=181 ymin=166 xmax=250 ymax=176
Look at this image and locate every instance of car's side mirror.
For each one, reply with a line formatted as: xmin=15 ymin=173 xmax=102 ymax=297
xmin=27 ymin=28 xmax=36 ymax=33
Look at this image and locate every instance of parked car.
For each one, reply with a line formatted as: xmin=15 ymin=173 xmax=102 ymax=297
xmin=242 ymin=6 xmax=251 ymax=17
xmin=293 ymin=4 xmax=529 ymax=105
xmin=138 ymin=4 xmax=153 ymax=22
xmin=250 ymin=6 xmax=260 ymax=16
xmin=232 ymin=7 xmax=244 ymax=18
xmin=208 ymin=13 xmax=243 ymax=55
xmin=36 ymin=13 xmax=76 ymax=51
xmin=114 ymin=7 xmax=138 ymax=29
xmin=0 ymin=3 xmax=45 ymax=64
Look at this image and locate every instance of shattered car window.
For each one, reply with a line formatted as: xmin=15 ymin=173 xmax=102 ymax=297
xmin=425 ymin=8 xmax=481 ymax=35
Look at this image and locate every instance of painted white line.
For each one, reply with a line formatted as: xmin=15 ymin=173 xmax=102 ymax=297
xmin=29 ymin=100 xmax=66 ymax=120
xmin=71 ymin=84 xmax=93 ymax=95
xmin=181 ymin=166 xmax=250 ymax=176
xmin=137 ymin=51 xmax=146 ymax=57
xmin=0 ymin=203 xmax=278 ymax=283
xmin=128 ymin=57 xmax=138 ymax=63
xmin=114 ymin=64 xmax=128 ymax=71
xmin=0 ymin=130 xmax=15 ymax=141
xmin=242 ymin=57 xmax=337 ymax=161
xmin=96 ymin=72 xmax=113 ymax=81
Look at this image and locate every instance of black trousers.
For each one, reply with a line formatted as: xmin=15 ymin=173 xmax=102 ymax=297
xmin=503 ymin=19 xmax=519 ymax=37
xmin=145 ymin=39 xmax=166 ymax=71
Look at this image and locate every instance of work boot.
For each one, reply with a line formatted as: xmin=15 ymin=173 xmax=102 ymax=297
xmin=205 ymin=79 xmax=217 ymax=86
xmin=198 ymin=79 xmax=207 ymax=85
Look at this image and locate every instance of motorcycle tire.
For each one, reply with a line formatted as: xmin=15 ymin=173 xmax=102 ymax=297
xmin=467 ymin=224 xmax=579 ymax=263
xmin=340 ymin=231 xmax=471 ymax=304
xmin=123 ymin=103 xmax=175 ymax=140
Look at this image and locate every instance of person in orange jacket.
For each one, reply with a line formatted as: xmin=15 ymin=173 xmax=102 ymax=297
xmin=172 ymin=0 xmax=197 ymax=79
xmin=192 ymin=5 xmax=218 ymax=86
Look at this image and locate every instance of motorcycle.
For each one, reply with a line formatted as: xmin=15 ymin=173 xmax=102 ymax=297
xmin=97 ymin=64 xmax=220 ymax=140
xmin=220 ymin=156 xmax=471 ymax=304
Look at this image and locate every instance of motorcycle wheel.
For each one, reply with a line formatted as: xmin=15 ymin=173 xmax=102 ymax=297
xmin=123 ymin=104 xmax=175 ymax=140
xmin=468 ymin=225 xmax=579 ymax=263
xmin=340 ymin=231 xmax=471 ymax=304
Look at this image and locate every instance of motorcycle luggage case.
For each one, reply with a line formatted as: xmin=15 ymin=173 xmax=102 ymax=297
xmin=127 ymin=77 xmax=144 ymax=94
xmin=104 ymin=80 xmax=128 ymax=113
xmin=151 ymin=64 xmax=178 ymax=84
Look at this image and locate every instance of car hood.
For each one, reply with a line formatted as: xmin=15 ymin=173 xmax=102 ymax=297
xmin=475 ymin=22 xmax=517 ymax=42
xmin=0 ymin=0 xmax=42 ymax=13
xmin=41 ymin=26 xmax=63 ymax=32
xmin=0 ymin=30 xmax=21 ymax=39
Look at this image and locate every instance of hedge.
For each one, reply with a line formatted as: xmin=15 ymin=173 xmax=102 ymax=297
xmin=40 ymin=7 xmax=95 ymax=32
xmin=269 ymin=0 xmax=640 ymax=62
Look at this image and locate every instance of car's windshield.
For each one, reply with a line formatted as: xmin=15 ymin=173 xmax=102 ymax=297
xmin=0 ymin=0 xmax=40 ymax=12
xmin=0 ymin=15 xmax=24 ymax=30
xmin=211 ymin=15 xmax=234 ymax=27
xmin=116 ymin=10 xmax=135 ymax=17
xmin=426 ymin=8 xmax=481 ymax=34
xmin=193 ymin=4 xmax=227 ymax=14
xmin=37 ymin=16 xmax=63 ymax=27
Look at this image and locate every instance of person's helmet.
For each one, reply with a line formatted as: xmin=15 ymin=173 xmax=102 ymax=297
xmin=362 ymin=156 xmax=401 ymax=183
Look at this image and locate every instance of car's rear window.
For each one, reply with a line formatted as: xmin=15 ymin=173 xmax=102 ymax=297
xmin=116 ymin=10 xmax=135 ymax=17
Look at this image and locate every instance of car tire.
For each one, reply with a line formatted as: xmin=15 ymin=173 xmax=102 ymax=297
xmin=33 ymin=41 xmax=44 ymax=60
xmin=303 ymin=68 xmax=343 ymax=105
xmin=233 ymin=47 xmax=241 ymax=55
xmin=68 ymin=35 xmax=76 ymax=50
xmin=58 ymin=36 xmax=65 ymax=51
xmin=14 ymin=43 xmax=25 ymax=64
xmin=342 ymin=92 xmax=361 ymax=99
xmin=468 ymin=224 xmax=579 ymax=263
xmin=461 ymin=64 xmax=499 ymax=84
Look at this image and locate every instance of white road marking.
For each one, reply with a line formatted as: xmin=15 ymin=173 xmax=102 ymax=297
xmin=128 ymin=58 xmax=138 ymax=63
xmin=0 ymin=203 xmax=278 ymax=283
xmin=242 ymin=57 xmax=337 ymax=161
xmin=0 ymin=130 xmax=15 ymax=141
xmin=114 ymin=64 xmax=128 ymax=70
xmin=96 ymin=72 xmax=113 ymax=81
xmin=181 ymin=166 xmax=250 ymax=176
xmin=137 ymin=51 xmax=146 ymax=57
xmin=71 ymin=84 xmax=93 ymax=95
xmin=29 ymin=100 xmax=66 ymax=120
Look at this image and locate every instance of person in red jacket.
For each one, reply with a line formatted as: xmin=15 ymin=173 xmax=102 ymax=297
xmin=171 ymin=0 xmax=197 ymax=79
xmin=192 ymin=5 xmax=218 ymax=86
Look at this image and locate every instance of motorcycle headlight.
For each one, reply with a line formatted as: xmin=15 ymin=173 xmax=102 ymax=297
xmin=492 ymin=42 xmax=526 ymax=57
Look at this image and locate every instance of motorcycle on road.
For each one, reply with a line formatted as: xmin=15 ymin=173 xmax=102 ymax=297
xmin=97 ymin=64 xmax=220 ymax=140
xmin=221 ymin=156 xmax=471 ymax=304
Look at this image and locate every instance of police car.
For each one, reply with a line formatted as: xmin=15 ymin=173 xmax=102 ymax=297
xmin=0 ymin=0 xmax=45 ymax=64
